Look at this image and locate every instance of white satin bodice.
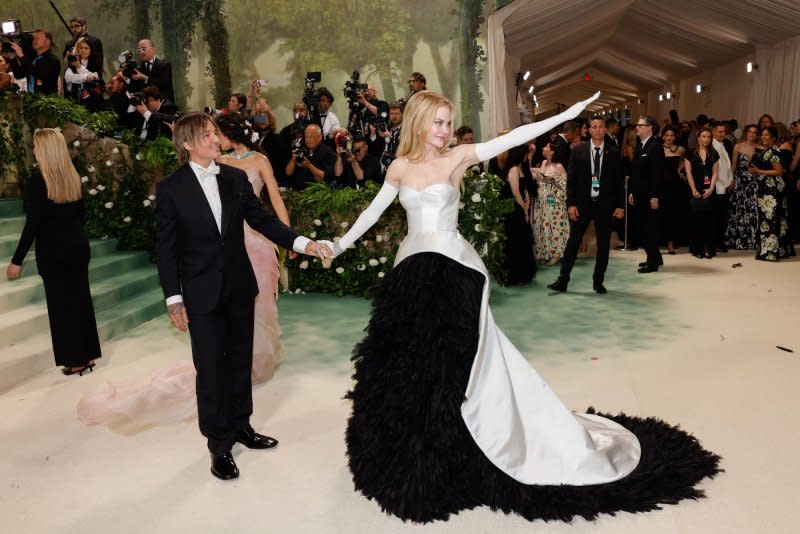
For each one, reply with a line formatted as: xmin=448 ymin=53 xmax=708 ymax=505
xmin=399 ymin=183 xmax=460 ymax=235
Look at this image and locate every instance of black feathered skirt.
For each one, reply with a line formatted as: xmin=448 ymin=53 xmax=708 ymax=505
xmin=345 ymin=252 xmax=721 ymax=523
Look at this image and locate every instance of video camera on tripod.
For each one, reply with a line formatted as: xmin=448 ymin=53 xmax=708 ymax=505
xmin=1 ymin=19 xmax=33 ymax=56
xmin=302 ymin=71 xmax=322 ymax=123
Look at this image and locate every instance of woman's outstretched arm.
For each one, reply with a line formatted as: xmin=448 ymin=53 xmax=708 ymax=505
xmin=470 ymin=92 xmax=600 ymax=165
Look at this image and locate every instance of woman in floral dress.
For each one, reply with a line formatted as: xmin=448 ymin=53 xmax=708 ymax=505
xmin=532 ymin=142 xmax=569 ymax=264
xmin=751 ymin=127 xmax=791 ymax=261
xmin=726 ymin=125 xmax=760 ymax=249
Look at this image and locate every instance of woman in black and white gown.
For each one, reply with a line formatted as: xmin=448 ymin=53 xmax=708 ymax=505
xmin=323 ymin=91 xmax=721 ymax=523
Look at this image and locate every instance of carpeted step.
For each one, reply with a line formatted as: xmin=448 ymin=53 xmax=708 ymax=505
xmin=0 ymin=216 xmax=25 ymax=236
xmin=0 ymin=287 xmax=166 ymax=394
xmin=0 ymin=235 xmax=120 ymax=261
xmin=0 ymin=199 xmax=22 ymax=218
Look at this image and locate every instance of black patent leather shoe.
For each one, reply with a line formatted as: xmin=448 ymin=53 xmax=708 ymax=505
xmin=638 ymin=259 xmax=664 ymax=267
xmin=547 ymin=278 xmax=568 ymax=292
xmin=593 ymin=282 xmax=607 ymax=294
xmin=235 ymin=426 xmax=279 ymax=449
xmin=211 ymin=452 xmax=239 ymax=480
xmin=637 ymin=265 xmax=659 ymax=273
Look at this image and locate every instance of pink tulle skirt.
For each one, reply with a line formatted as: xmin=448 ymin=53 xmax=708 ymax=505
xmin=77 ymin=222 xmax=282 ymax=428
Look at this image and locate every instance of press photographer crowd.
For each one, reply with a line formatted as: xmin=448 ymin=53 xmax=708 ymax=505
xmin=0 ymin=15 xmax=418 ymax=192
xmin=2 ymin=14 xmax=799 ymax=279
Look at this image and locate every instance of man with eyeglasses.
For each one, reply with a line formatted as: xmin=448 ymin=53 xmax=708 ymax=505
xmin=398 ymin=72 xmax=427 ymax=110
xmin=63 ymin=17 xmax=103 ymax=78
xmin=630 ymin=115 xmax=665 ymax=273
xmin=127 ymin=38 xmax=174 ymax=103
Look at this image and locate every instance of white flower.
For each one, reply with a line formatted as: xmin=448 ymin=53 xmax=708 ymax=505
xmin=294 ymin=288 xmax=302 ymax=294
xmin=105 ymin=160 xmax=112 ymax=167
xmin=88 ymin=188 xmax=98 ymax=195
xmin=104 ymin=202 xmax=113 ymax=209
xmin=278 ymin=187 xmax=287 ymax=192
xmin=357 ymin=264 xmax=366 ymax=271
xmin=471 ymin=192 xmax=481 ymax=203
xmin=490 ymin=232 xmax=498 ymax=243
xmin=143 ymin=199 xmax=152 ymax=207
xmin=361 ymin=240 xmax=370 ymax=247
xmin=474 ymin=223 xmax=482 ymax=232
xmin=458 ymin=202 xmax=465 ymax=209
xmin=97 ymin=184 xmax=106 ymax=191
xmin=87 ymin=165 xmax=95 ymax=173
xmin=148 ymin=194 xmax=156 ymax=201
xmin=309 ymin=231 xmax=316 ymax=238
xmin=313 ymin=219 xmax=322 ymax=226
xmin=135 ymin=153 xmax=143 ymax=161
xmin=299 ymin=260 xmax=309 ymax=270
xmin=379 ymin=257 xmax=387 ymax=264
xmin=473 ymin=213 xmax=482 ymax=220
xmin=378 ymin=272 xmax=385 ymax=278
xmin=112 ymin=147 xmax=120 ymax=154
xmin=375 ymin=235 xmax=383 ymax=242
xmin=321 ymin=259 xmax=332 ymax=269
xmin=340 ymin=221 xmax=349 ymax=228
xmin=80 ymin=176 xmax=89 ymax=183
xmin=123 ymin=216 xmax=132 ymax=223
xmin=368 ymin=259 xmax=379 ymax=267
xmin=73 ymin=140 xmax=80 ymax=147
xmin=335 ymin=267 xmax=344 ymax=274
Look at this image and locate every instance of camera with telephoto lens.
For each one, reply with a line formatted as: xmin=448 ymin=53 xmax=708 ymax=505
xmin=292 ymin=137 xmax=309 ymax=164
xmin=117 ymin=49 xmax=137 ymax=78
xmin=66 ymin=53 xmax=78 ymax=63
xmin=375 ymin=101 xmax=390 ymax=132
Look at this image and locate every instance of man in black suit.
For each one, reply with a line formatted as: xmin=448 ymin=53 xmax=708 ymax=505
xmin=156 ymin=113 xmax=331 ymax=480
xmin=133 ymin=85 xmax=180 ymax=140
xmin=630 ymin=115 xmax=665 ymax=273
xmin=605 ymin=118 xmax=621 ymax=149
xmin=551 ymin=120 xmax=579 ymax=162
xmin=128 ymin=39 xmax=174 ymax=103
xmin=8 ymin=29 xmax=61 ymax=95
xmin=548 ymin=116 xmax=625 ymax=294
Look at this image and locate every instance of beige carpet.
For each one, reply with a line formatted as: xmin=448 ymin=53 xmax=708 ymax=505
xmin=1 ymin=248 xmax=798 ymax=534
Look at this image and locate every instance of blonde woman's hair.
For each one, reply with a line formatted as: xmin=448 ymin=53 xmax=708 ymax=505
xmin=396 ymin=91 xmax=454 ymax=162
xmin=172 ymin=112 xmax=217 ymax=165
xmin=33 ymin=129 xmax=82 ymax=203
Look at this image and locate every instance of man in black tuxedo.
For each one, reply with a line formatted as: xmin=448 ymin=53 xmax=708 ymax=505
xmin=630 ymin=115 xmax=665 ymax=273
xmin=156 ymin=113 xmax=331 ymax=480
xmin=128 ymin=39 xmax=174 ymax=103
xmin=8 ymin=29 xmax=61 ymax=95
xmin=133 ymin=86 xmax=180 ymax=140
xmin=548 ymin=116 xmax=625 ymax=294
xmin=605 ymin=118 xmax=621 ymax=149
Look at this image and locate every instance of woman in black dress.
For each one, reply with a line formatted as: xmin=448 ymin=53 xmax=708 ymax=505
xmin=660 ymin=126 xmax=687 ymax=254
xmin=499 ymin=144 xmax=535 ymax=284
xmin=684 ymin=127 xmax=719 ymax=259
xmin=6 ymin=128 xmax=101 ymax=375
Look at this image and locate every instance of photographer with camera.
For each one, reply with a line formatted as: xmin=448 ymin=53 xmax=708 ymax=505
xmin=133 ymin=85 xmax=180 ymax=140
xmin=63 ymin=17 xmax=103 ymax=78
xmin=375 ymin=102 xmax=403 ymax=175
xmin=9 ymin=29 xmax=61 ymax=95
xmin=126 ymin=39 xmax=174 ymax=103
xmin=64 ymin=37 xmax=104 ymax=110
xmin=334 ymin=133 xmax=381 ymax=189
xmin=285 ymin=123 xmax=336 ymax=190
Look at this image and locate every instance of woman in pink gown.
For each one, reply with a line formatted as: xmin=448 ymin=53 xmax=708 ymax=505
xmin=78 ymin=114 xmax=287 ymax=426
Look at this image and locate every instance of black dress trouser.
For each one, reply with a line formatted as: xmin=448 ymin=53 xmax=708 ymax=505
xmin=559 ymin=200 xmax=612 ymax=282
xmin=187 ymin=296 xmax=255 ymax=455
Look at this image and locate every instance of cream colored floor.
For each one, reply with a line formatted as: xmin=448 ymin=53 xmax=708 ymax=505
xmin=1 ymin=248 xmax=798 ymax=534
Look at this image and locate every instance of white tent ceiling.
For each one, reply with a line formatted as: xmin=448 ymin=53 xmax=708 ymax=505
xmin=491 ymin=0 xmax=800 ymax=120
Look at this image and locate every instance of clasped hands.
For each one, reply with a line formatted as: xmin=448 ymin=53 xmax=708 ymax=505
xmin=304 ymin=240 xmax=334 ymax=260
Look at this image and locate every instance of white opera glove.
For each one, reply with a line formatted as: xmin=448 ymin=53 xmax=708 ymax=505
xmin=329 ymin=181 xmax=399 ymax=257
xmin=474 ymin=91 xmax=601 ymax=162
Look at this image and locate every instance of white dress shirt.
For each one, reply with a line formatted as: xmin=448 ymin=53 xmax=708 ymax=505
xmin=320 ymin=111 xmax=341 ymax=139
xmin=589 ymin=141 xmax=604 ymax=199
xmin=165 ymin=161 xmax=311 ymax=306
xmin=712 ymin=139 xmax=732 ymax=193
